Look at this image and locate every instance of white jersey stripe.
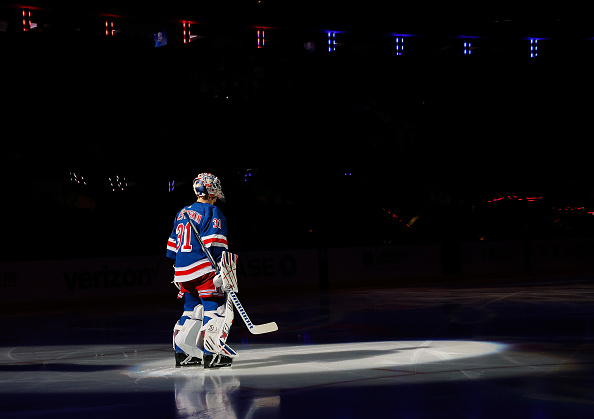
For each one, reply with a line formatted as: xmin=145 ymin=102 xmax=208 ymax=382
xmin=203 ymin=234 xmax=228 ymax=248
xmin=174 ymin=259 xmax=213 ymax=282
xmin=167 ymin=238 xmax=177 ymax=253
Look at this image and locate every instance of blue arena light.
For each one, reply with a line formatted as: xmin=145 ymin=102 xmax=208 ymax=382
xmin=396 ymin=36 xmax=404 ymax=56
xmin=464 ymin=41 xmax=471 ymax=55
xmin=530 ymin=39 xmax=538 ymax=58
xmin=328 ymin=32 xmax=336 ymax=52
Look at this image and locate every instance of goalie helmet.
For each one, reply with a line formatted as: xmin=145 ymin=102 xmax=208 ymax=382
xmin=193 ymin=173 xmax=226 ymax=202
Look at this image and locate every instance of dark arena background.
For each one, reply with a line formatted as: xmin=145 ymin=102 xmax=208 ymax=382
xmin=1 ymin=1 xmax=594 ymax=418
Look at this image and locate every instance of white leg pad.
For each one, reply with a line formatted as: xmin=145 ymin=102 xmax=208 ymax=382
xmin=173 ymin=304 xmax=205 ymax=359
xmin=201 ymin=297 xmax=237 ymax=357
xmin=174 ymin=319 xmax=204 ymax=359
xmin=192 ymin=305 xmax=204 ymax=320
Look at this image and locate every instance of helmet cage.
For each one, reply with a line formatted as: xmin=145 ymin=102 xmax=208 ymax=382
xmin=193 ymin=173 xmax=225 ymax=202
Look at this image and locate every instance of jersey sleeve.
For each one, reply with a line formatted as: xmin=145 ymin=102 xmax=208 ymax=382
xmin=166 ymin=215 xmax=180 ymax=260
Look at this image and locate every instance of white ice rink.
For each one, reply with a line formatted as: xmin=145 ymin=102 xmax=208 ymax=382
xmin=1 ymin=282 xmax=594 ymax=418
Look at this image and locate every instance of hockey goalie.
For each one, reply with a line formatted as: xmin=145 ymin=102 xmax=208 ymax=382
xmin=166 ymin=173 xmax=239 ymax=369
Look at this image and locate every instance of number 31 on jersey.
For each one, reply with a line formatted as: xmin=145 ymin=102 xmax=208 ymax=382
xmin=176 ymin=218 xmax=222 ymax=252
xmin=176 ymin=223 xmax=193 ymax=252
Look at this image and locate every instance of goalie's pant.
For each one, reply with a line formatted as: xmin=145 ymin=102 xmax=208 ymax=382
xmin=174 ymin=292 xmax=234 ymax=357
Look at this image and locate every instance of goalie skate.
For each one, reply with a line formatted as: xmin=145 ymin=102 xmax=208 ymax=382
xmin=175 ymin=352 xmax=202 ymax=367
xmin=203 ymin=354 xmax=233 ymax=369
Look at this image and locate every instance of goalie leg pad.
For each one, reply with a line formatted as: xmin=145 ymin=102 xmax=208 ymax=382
xmin=174 ymin=319 xmax=204 ymax=359
xmin=200 ymin=297 xmax=236 ymax=357
xmin=191 ymin=304 xmax=204 ymax=321
xmin=173 ymin=305 xmax=204 ymax=359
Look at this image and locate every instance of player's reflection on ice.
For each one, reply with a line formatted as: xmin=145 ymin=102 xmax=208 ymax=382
xmin=174 ymin=373 xmax=280 ymax=418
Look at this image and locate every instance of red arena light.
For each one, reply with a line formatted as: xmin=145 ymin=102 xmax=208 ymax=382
xmin=22 ymin=8 xmax=31 ymax=31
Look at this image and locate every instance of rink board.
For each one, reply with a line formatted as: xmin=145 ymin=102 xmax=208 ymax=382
xmin=1 ymin=238 xmax=593 ymax=305
xmin=0 ymin=250 xmax=319 ymax=305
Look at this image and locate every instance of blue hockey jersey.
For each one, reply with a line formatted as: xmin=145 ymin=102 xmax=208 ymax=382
xmin=166 ymin=202 xmax=228 ymax=282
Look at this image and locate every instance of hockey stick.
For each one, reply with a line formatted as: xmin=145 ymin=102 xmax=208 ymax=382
xmin=181 ymin=209 xmax=278 ymax=334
